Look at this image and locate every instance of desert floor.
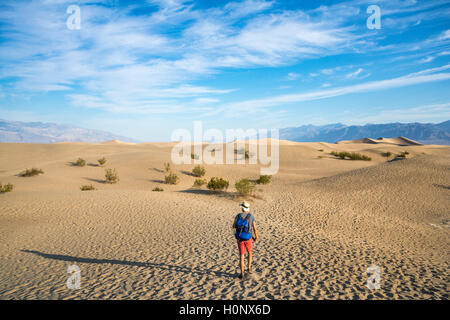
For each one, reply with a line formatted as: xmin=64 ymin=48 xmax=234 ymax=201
xmin=0 ymin=139 xmax=449 ymax=299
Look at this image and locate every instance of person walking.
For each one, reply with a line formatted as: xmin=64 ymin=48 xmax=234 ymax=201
xmin=233 ymin=201 xmax=258 ymax=279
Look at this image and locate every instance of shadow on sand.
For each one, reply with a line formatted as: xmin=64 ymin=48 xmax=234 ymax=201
xmin=21 ymin=249 xmax=236 ymax=279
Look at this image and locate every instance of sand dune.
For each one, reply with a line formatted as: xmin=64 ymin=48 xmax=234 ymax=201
xmin=340 ymin=136 xmax=423 ymax=146
xmin=0 ymin=139 xmax=448 ymax=299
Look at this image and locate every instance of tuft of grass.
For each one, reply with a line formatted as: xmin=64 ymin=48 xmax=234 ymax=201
xmin=20 ymin=168 xmax=44 ymax=177
xmin=191 ymin=153 xmax=199 ymax=160
xmin=397 ymin=153 xmax=406 ymax=158
xmin=256 ymin=175 xmax=272 ymax=185
xmin=192 ymin=165 xmax=206 ymax=177
xmin=235 ymin=178 xmax=256 ymax=196
xmin=318 ymin=155 xmax=324 ymax=159
xmin=318 ymin=149 xmax=324 ymax=152
xmin=330 ymin=151 xmax=371 ymax=161
xmin=165 ymin=172 xmax=180 ymax=185
xmin=152 ymin=187 xmax=164 ymax=192
xmin=193 ymin=178 xmax=207 ymax=187
xmin=207 ymin=177 xmax=229 ymax=192
xmin=0 ymin=183 xmax=14 ymax=193
xmin=80 ymin=184 xmax=95 ymax=191
xmin=98 ymin=157 xmax=107 ymax=166
xmin=383 ymin=151 xmax=392 ymax=158
xmin=105 ymin=168 xmax=119 ymax=184
xmin=164 ymin=162 xmax=171 ymax=173
xmin=75 ymin=158 xmax=86 ymax=167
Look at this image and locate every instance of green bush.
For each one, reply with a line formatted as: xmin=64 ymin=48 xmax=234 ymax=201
xmin=165 ymin=172 xmax=180 ymax=185
xmin=0 ymin=183 xmax=14 ymax=193
xmin=192 ymin=165 xmax=206 ymax=177
xmin=207 ymin=177 xmax=229 ymax=192
xmin=80 ymin=184 xmax=95 ymax=191
xmin=20 ymin=168 xmax=44 ymax=177
xmin=235 ymin=178 xmax=255 ymax=196
xmin=256 ymin=175 xmax=272 ymax=184
xmin=164 ymin=162 xmax=171 ymax=173
xmin=76 ymin=158 xmax=86 ymax=167
xmin=98 ymin=157 xmax=107 ymax=166
xmin=152 ymin=187 xmax=164 ymax=192
xmin=331 ymin=151 xmax=371 ymax=161
xmin=193 ymin=178 xmax=207 ymax=187
xmin=105 ymin=168 xmax=119 ymax=184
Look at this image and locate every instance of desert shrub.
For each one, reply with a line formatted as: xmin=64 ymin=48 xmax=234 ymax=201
xmin=256 ymin=175 xmax=272 ymax=184
xmin=403 ymin=151 xmax=410 ymax=155
xmin=192 ymin=165 xmax=206 ymax=177
xmin=193 ymin=178 xmax=207 ymax=187
xmin=318 ymin=155 xmax=324 ymax=159
xmin=164 ymin=162 xmax=171 ymax=173
xmin=383 ymin=152 xmax=392 ymax=158
xmin=244 ymin=150 xmax=250 ymax=159
xmin=98 ymin=157 xmax=107 ymax=166
xmin=235 ymin=178 xmax=256 ymax=196
xmin=397 ymin=153 xmax=406 ymax=158
xmin=152 ymin=187 xmax=164 ymax=192
xmin=20 ymin=168 xmax=44 ymax=177
xmin=75 ymin=158 xmax=86 ymax=167
xmin=348 ymin=152 xmax=371 ymax=161
xmin=0 ymin=183 xmax=14 ymax=193
xmin=105 ymin=168 xmax=119 ymax=184
xmin=207 ymin=177 xmax=229 ymax=192
xmin=191 ymin=153 xmax=199 ymax=160
xmin=318 ymin=149 xmax=324 ymax=152
xmin=80 ymin=184 xmax=95 ymax=191
xmin=165 ymin=172 xmax=180 ymax=185
xmin=331 ymin=151 xmax=371 ymax=161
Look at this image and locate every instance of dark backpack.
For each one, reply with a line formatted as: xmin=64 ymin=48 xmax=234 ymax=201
xmin=235 ymin=213 xmax=252 ymax=241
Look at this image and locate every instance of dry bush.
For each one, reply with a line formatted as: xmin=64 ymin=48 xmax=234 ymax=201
xmin=235 ymin=178 xmax=255 ymax=196
xmin=152 ymin=187 xmax=164 ymax=192
xmin=207 ymin=177 xmax=229 ymax=192
xmin=20 ymin=168 xmax=44 ymax=177
xmin=98 ymin=157 xmax=107 ymax=166
xmin=192 ymin=165 xmax=206 ymax=177
xmin=80 ymin=184 xmax=95 ymax=191
xmin=76 ymin=158 xmax=86 ymax=167
xmin=165 ymin=172 xmax=180 ymax=185
xmin=193 ymin=178 xmax=207 ymax=187
xmin=0 ymin=183 xmax=14 ymax=193
xmin=256 ymin=175 xmax=272 ymax=184
xmin=105 ymin=168 xmax=119 ymax=184
xmin=164 ymin=162 xmax=171 ymax=173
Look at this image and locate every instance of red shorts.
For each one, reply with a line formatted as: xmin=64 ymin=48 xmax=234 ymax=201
xmin=237 ymin=239 xmax=252 ymax=255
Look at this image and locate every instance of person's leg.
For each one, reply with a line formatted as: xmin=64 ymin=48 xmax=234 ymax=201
xmin=239 ymin=254 xmax=245 ymax=277
xmin=248 ymin=251 xmax=252 ymax=273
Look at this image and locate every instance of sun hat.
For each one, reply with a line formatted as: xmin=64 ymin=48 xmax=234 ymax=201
xmin=240 ymin=201 xmax=250 ymax=211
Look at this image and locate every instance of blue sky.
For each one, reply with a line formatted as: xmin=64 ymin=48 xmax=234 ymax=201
xmin=0 ymin=0 xmax=449 ymax=141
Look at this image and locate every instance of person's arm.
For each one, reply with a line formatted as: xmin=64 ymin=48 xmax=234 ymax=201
xmin=252 ymin=221 xmax=258 ymax=242
xmin=232 ymin=217 xmax=236 ymax=229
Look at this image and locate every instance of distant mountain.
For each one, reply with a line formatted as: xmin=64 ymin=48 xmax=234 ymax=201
xmin=0 ymin=119 xmax=138 ymax=143
xmin=279 ymin=121 xmax=450 ymax=145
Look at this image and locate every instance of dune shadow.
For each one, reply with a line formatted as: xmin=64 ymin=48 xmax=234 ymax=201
xmin=152 ymin=168 xmax=164 ymax=173
xmin=151 ymin=179 xmax=164 ymax=183
xmin=83 ymin=177 xmax=106 ymax=184
xmin=88 ymin=163 xmax=99 ymax=167
xmin=433 ymin=184 xmax=450 ymax=190
xmin=180 ymin=170 xmax=196 ymax=177
xmin=21 ymin=249 xmax=236 ymax=279
xmin=178 ymin=189 xmax=238 ymax=199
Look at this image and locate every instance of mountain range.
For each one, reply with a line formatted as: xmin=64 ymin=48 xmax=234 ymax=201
xmin=0 ymin=119 xmax=138 ymax=143
xmin=279 ymin=121 xmax=450 ymax=145
xmin=0 ymin=119 xmax=449 ymax=145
